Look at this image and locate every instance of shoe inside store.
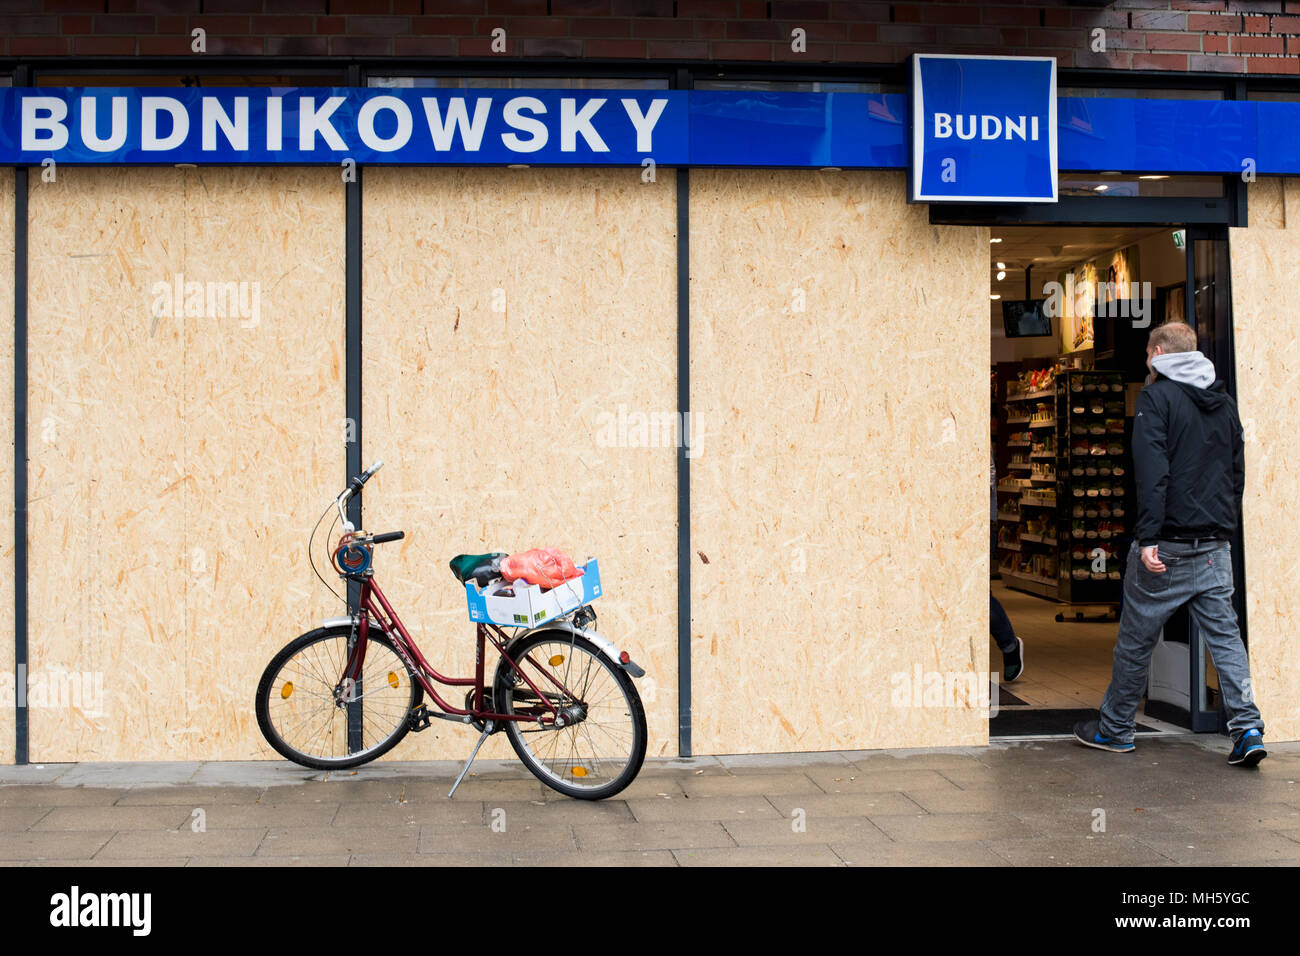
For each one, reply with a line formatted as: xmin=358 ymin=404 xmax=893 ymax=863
xmin=988 ymin=223 xmax=1199 ymax=737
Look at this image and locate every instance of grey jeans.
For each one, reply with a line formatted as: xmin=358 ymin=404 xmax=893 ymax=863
xmin=1099 ymin=538 xmax=1264 ymax=745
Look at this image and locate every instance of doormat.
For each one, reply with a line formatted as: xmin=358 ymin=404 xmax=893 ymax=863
xmin=991 ymin=708 xmax=1160 ymax=737
xmin=994 ymin=684 xmax=1028 ymax=707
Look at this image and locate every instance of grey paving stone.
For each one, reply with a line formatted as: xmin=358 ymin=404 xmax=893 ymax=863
xmin=97 ymin=828 xmax=268 ymax=859
xmin=1145 ymin=802 xmax=1300 ymax=832
xmin=626 ymin=795 xmax=781 ymax=823
xmin=0 ymin=806 xmax=52 ymax=830
xmin=332 ymin=802 xmax=482 ymax=827
xmin=573 ymin=822 xmax=734 ymax=852
xmin=349 ymin=852 xmax=514 ymax=867
xmin=187 ymin=762 xmax=323 ymax=787
xmin=902 ymin=787 xmax=1067 ymax=815
xmin=805 ymin=767 xmax=965 ymax=794
xmin=0 ymin=831 xmax=115 ymax=861
xmin=1131 ymin=830 xmax=1300 ymax=865
xmin=54 ymin=763 xmax=202 ymax=787
xmin=680 ymin=772 xmax=824 ymax=798
xmin=27 ymin=858 xmax=190 ymax=867
xmin=192 ymin=803 xmax=342 ymax=829
xmin=1011 ymin=806 xmax=1192 ymax=837
xmin=869 ymin=812 xmax=1039 ymax=843
xmin=470 ymin=799 xmax=635 ymax=825
xmin=764 ymin=791 xmax=927 ymax=818
xmin=260 ymin=825 xmax=418 ymax=856
xmin=716 ymin=752 xmax=851 ymax=772
xmin=0 ymin=764 xmax=74 ymax=784
xmin=32 ymin=805 xmax=194 ymax=831
xmin=986 ymin=834 xmax=1181 ymax=866
xmin=419 ymin=823 xmax=576 ymax=853
xmin=849 ymin=752 xmax=989 ymax=772
xmin=723 ymin=816 xmax=889 ymax=847
xmin=511 ymin=850 xmax=679 ymax=867
xmin=937 ymin=766 xmax=1083 ymax=790
xmin=401 ymin=779 xmax=560 ymax=802
xmin=114 ymin=786 xmax=268 ymax=806
xmin=0 ymin=786 xmax=122 ymax=808
xmin=190 ymin=855 xmax=352 ymax=867
xmin=672 ymin=844 xmax=843 ymax=867
xmin=259 ymin=780 xmax=418 ymax=804
xmin=832 ymin=841 xmax=1013 ymax=866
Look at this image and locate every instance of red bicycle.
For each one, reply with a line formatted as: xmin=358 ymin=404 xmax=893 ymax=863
xmin=255 ymin=461 xmax=648 ymax=800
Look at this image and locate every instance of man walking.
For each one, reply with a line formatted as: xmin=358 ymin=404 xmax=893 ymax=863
xmin=1074 ymin=321 xmax=1266 ymax=766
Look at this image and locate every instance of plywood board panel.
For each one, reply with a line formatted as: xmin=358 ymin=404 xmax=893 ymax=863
xmin=689 ymin=170 xmax=990 ymax=755
xmin=362 ymin=167 xmax=679 ymax=761
xmin=1229 ymin=190 xmax=1300 ymax=743
xmin=0 ymin=168 xmax=13 ymax=763
xmin=1251 ymin=177 xmax=1285 ymax=229
xmin=27 ymin=167 xmax=344 ymax=760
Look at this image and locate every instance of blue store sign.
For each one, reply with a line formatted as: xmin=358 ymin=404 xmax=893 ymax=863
xmin=910 ymin=54 xmax=1058 ymax=204
xmin=0 ymin=81 xmax=1296 ymax=180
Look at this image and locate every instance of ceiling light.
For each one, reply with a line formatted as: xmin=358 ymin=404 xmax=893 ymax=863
xmin=990 ymin=237 xmax=1002 ymax=243
xmin=996 ymin=270 xmax=1006 ymax=281
xmin=1139 ymin=175 xmax=1168 ymax=180
xmin=1094 ymin=184 xmax=1109 ymax=192
xmin=996 ymin=262 xmax=1005 ymax=269
xmin=990 ymin=293 xmax=1001 ymax=300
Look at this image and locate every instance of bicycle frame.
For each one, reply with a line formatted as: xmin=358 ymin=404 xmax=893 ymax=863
xmin=342 ymin=574 xmax=576 ymax=726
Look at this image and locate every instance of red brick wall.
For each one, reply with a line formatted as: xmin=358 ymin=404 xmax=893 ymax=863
xmin=1 ymin=1 xmax=1300 ymax=75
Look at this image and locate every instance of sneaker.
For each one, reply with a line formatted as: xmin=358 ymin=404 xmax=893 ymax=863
xmin=1228 ymin=729 xmax=1267 ymax=767
xmin=1073 ymin=719 xmax=1135 ymax=753
xmin=1002 ymin=637 xmax=1025 ymax=683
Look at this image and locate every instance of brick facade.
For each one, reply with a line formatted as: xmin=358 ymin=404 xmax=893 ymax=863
xmin=0 ymin=1 xmax=1299 ymax=75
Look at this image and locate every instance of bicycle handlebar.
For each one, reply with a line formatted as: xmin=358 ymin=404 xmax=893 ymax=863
xmin=371 ymin=531 xmax=404 ymax=545
xmin=335 ymin=460 xmax=387 ymax=532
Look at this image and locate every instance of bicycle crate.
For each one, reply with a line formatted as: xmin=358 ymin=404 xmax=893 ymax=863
xmin=463 ymin=558 xmax=602 ymax=627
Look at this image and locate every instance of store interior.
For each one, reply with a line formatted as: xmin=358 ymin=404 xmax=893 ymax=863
xmin=987 ymin=222 xmax=1196 ymax=737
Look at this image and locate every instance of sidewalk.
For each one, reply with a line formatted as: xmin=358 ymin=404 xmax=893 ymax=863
xmin=2 ymin=735 xmax=1298 ymax=867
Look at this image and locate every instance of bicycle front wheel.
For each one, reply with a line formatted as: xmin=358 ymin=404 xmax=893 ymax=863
xmin=255 ymin=625 xmax=423 ymax=770
xmin=496 ymin=630 xmax=647 ymax=800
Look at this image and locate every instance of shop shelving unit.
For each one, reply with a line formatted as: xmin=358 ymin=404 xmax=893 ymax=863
xmin=998 ymin=381 xmax=1059 ymax=599
xmin=1057 ymin=369 xmax=1128 ymax=604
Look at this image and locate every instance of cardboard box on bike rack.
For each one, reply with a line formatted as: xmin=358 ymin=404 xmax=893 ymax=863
xmin=464 ymin=558 xmax=602 ymax=627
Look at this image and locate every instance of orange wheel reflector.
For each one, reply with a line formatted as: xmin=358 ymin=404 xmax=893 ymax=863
xmin=388 ymin=671 xmax=400 ymax=689
xmin=571 ymin=766 xmax=588 ymax=778
xmin=549 ymin=654 xmax=565 ymax=666
xmin=280 ymin=682 xmax=293 ymax=700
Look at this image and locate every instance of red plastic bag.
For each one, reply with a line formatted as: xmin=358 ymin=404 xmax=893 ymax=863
xmin=500 ymin=548 xmax=585 ymax=589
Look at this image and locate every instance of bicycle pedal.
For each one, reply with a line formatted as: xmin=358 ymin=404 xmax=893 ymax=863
xmin=407 ymin=704 xmax=432 ymax=733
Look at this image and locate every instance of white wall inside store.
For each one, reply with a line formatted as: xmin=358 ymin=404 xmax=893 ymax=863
xmin=990 ymin=227 xmax=1186 ymax=364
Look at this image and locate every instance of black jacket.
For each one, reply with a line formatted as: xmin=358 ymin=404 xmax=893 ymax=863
xmin=1132 ymin=374 xmax=1245 ymax=547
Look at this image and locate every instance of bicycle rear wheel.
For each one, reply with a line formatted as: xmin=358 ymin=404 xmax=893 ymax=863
xmin=255 ymin=625 xmax=422 ymax=770
xmin=495 ymin=629 xmax=647 ymax=800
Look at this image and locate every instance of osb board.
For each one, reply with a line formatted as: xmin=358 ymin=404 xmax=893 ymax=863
xmin=1250 ymin=177 xmax=1285 ymax=229
xmin=362 ymin=168 xmax=679 ymax=761
xmin=0 ymin=169 xmax=12 ymax=762
xmin=689 ymin=170 xmax=990 ymax=755
xmin=1228 ymin=179 xmax=1300 ymax=742
xmin=27 ymin=167 xmax=344 ymax=761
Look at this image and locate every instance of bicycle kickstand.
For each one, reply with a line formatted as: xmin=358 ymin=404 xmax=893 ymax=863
xmin=448 ymin=721 xmax=495 ymax=799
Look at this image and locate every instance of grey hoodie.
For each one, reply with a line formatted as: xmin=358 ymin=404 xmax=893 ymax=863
xmin=1150 ymin=350 xmax=1216 ymax=389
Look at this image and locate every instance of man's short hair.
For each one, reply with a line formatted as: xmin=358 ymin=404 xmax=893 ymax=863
xmin=1149 ymin=321 xmax=1197 ymax=354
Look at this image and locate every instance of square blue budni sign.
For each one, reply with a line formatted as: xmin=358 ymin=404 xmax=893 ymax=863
xmin=910 ymin=54 xmax=1057 ymax=203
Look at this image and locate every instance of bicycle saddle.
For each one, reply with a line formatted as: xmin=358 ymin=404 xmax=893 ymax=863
xmin=449 ymin=552 xmax=507 ymax=588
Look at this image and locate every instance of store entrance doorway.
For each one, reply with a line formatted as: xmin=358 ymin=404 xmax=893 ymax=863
xmin=985 ymin=222 xmax=1238 ymax=739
